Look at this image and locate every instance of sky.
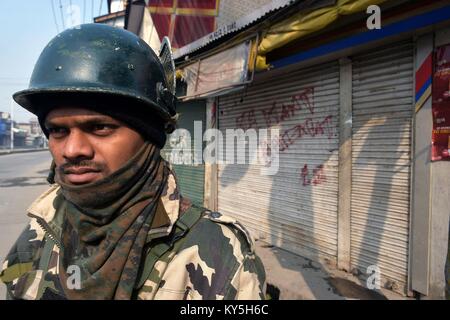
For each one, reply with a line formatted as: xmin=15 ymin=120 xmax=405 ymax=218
xmin=0 ymin=0 xmax=108 ymax=123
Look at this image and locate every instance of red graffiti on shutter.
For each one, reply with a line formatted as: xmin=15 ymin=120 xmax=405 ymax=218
xmin=261 ymin=87 xmax=315 ymax=127
xmin=301 ymin=164 xmax=327 ymax=186
xmin=279 ymin=115 xmax=334 ymax=152
xmin=235 ymin=109 xmax=258 ymax=130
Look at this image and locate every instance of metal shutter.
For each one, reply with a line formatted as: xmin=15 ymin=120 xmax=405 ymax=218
xmin=163 ymin=100 xmax=205 ymax=206
xmin=218 ymin=62 xmax=340 ymax=264
xmin=172 ymin=164 xmax=204 ymax=206
xmin=351 ymin=41 xmax=414 ymax=294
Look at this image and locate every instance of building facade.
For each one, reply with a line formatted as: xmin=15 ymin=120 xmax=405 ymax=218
xmin=129 ymin=0 xmax=450 ymax=298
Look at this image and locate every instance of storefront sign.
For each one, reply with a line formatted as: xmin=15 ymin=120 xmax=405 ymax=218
xmin=432 ymin=44 xmax=450 ymax=161
xmin=182 ymin=40 xmax=252 ymax=98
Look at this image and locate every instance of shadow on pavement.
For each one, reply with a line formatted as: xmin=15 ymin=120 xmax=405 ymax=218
xmin=0 ymin=177 xmax=48 ymax=187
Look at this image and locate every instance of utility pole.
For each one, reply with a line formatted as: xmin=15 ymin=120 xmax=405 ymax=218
xmin=10 ymin=99 xmax=14 ymax=150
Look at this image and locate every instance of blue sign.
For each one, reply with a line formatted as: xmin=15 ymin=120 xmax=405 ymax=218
xmin=0 ymin=120 xmax=6 ymax=135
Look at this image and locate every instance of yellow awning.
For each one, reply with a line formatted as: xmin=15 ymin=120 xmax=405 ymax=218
xmin=256 ymin=0 xmax=387 ymax=70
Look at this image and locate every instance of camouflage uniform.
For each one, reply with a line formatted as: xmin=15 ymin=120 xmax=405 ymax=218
xmin=0 ymin=173 xmax=266 ymax=300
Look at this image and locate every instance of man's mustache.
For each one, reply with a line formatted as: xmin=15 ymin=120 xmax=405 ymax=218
xmin=58 ymin=160 xmax=106 ymax=174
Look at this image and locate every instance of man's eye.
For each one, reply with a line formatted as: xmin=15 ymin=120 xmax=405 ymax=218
xmin=91 ymin=124 xmax=117 ymax=134
xmin=47 ymin=127 xmax=68 ymax=137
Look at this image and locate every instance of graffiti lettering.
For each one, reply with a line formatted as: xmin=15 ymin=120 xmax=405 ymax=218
xmin=233 ymin=87 xmax=327 ymax=152
xmin=312 ymin=164 xmax=327 ymax=185
xmin=235 ymin=109 xmax=258 ymax=131
xmin=279 ymin=115 xmax=334 ymax=152
xmin=301 ymin=164 xmax=327 ymax=186
xmin=261 ymin=103 xmax=279 ymax=128
xmin=292 ymin=87 xmax=315 ymax=114
xmin=261 ymin=87 xmax=315 ymax=127
xmin=301 ymin=164 xmax=310 ymax=186
xmin=235 ymin=87 xmax=315 ymax=130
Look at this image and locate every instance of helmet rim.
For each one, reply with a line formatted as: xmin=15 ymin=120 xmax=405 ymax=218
xmin=13 ymin=86 xmax=172 ymax=121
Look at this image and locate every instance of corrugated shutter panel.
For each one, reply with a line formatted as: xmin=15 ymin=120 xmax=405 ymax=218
xmin=218 ymin=62 xmax=340 ymax=264
xmin=172 ymin=164 xmax=204 ymax=206
xmin=351 ymin=41 xmax=413 ymax=294
xmin=162 ymin=101 xmax=205 ymax=206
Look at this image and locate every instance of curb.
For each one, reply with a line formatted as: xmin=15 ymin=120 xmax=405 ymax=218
xmin=0 ymin=148 xmax=49 ymax=156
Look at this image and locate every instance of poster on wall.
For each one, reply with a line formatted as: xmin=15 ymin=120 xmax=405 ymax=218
xmin=432 ymin=44 xmax=450 ymax=161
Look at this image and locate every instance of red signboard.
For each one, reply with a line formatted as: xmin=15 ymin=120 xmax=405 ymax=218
xmin=432 ymin=44 xmax=450 ymax=161
xmin=148 ymin=0 xmax=218 ymax=48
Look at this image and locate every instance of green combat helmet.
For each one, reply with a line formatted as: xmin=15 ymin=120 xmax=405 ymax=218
xmin=13 ymin=23 xmax=177 ymax=138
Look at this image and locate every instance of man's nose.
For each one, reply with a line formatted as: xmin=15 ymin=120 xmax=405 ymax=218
xmin=63 ymin=129 xmax=94 ymax=161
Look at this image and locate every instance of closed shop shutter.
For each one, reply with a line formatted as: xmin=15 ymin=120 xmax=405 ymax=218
xmin=351 ymin=41 xmax=414 ymax=293
xmin=218 ymin=62 xmax=340 ymax=264
xmin=163 ymin=100 xmax=205 ymax=206
xmin=172 ymin=164 xmax=204 ymax=206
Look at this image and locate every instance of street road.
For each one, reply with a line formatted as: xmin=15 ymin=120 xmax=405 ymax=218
xmin=0 ymin=151 xmax=52 ymax=299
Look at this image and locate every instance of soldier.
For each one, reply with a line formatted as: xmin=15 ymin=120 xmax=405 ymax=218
xmin=0 ymin=24 xmax=266 ymax=300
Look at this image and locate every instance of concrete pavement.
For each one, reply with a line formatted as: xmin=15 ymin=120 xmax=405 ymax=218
xmin=255 ymin=240 xmax=411 ymax=300
xmin=0 ymin=150 xmax=52 ymax=299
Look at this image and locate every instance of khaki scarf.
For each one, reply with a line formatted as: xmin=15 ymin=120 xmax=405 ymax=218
xmin=55 ymin=142 xmax=169 ymax=299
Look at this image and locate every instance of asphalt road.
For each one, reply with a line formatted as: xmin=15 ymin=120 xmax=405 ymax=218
xmin=0 ymin=150 xmax=53 ymax=299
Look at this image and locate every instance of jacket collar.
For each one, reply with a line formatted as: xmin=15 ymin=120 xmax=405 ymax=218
xmin=27 ymin=171 xmax=181 ymax=243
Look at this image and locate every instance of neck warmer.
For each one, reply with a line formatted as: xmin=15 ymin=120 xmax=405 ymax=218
xmin=55 ymin=142 xmax=169 ymax=299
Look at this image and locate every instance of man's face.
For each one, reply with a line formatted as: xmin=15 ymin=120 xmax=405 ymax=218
xmin=45 ymin=107 xmax=145 ymax=185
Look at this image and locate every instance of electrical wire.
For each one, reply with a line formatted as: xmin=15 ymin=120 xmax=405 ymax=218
xmin=50 ymin=0 xmax=60 ymax=33
xmin=58 ymin=0 xmax=66 ymax=30
xmin=69 ymin=0 xmax=73 ymax=26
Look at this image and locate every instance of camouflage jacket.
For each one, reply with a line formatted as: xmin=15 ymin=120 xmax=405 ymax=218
xmin=0 ymin=183 xmax=266 ymax=300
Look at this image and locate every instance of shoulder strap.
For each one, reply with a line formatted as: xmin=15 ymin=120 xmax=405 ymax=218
xmin=175 ymin=204 xmax=204 ymax=233
xmin=134 ymin=204 xmax=204 ymax=290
